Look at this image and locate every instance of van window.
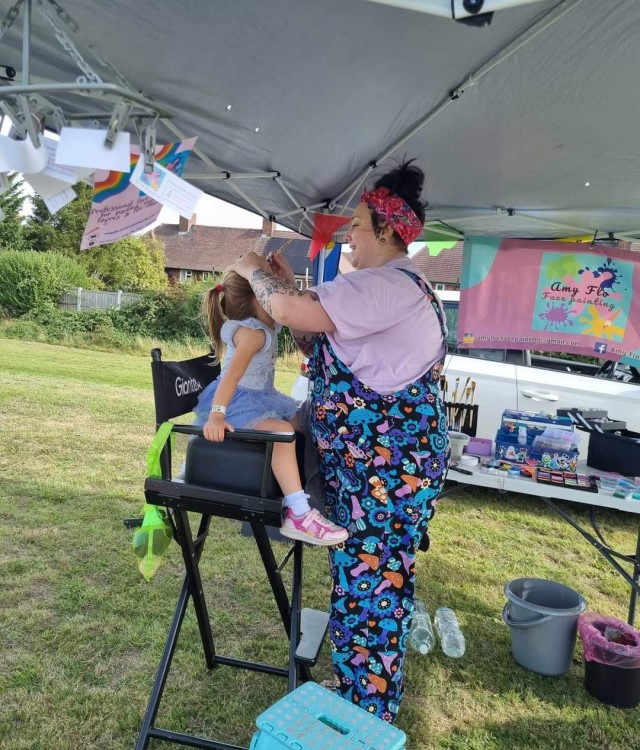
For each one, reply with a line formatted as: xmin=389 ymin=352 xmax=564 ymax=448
xmin=442 ymin=301 xmax=510 ymax=363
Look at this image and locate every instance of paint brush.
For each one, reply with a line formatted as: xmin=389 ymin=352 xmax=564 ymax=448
xmin=270 ymin=238 xmax=293 ymax=257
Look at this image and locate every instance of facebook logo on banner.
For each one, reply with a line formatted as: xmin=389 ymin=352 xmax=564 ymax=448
xmin=594 ymin=342 xmax=608 ymax=355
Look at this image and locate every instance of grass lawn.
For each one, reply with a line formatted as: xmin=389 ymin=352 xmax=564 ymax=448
xmin=1 ymin=338 xmax=639 ymax=750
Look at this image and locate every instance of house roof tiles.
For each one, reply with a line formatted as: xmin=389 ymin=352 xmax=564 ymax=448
xmin=411 ymin=242 xmax=463 ymax=285
xmin=152 ymin=223 xmax=315 ymax=276
xmin=152 ymin=225 xmax=265 ymax=272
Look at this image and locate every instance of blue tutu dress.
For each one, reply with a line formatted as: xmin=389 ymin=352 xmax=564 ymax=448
xmin=193 ymin=317 xmax=299 ymax=429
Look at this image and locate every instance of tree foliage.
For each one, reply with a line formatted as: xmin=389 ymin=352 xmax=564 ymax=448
xmin=24 ymin=182 xmax=167 ymax=291
xmin=24 ymin=182 xmax=93 ymax=256
xmin=0 ymin=250 xmax=91 ymax=316
xmin=0 ymin=172 xmax=26 ymax=251
xmin=81 ymin=234 xmax=168 ymax=292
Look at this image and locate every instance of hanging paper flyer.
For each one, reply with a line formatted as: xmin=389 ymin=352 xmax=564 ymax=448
xmin=130 ymin=157 xmax=203 ymax=218
xmin=80 ymin=138 xmax=197 ymax=249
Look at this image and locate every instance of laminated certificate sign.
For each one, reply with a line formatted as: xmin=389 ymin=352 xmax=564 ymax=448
xmin=80 ymin=138 xmax=197 ymax=250
xmin=457 ymin=237 xmax=640 ymax=364
xmin=130 ymin=156 xmax=203 ymax=219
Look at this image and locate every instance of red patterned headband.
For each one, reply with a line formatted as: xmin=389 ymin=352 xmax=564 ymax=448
xmin=361 ymin=187 xmax=423 ymax=246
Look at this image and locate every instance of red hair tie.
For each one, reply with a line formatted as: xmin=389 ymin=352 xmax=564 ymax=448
xmin=214 ymin=284 xmax=224 ymax=293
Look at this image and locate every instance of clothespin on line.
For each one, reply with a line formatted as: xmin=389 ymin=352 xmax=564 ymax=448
xmin=143 ymin=120 xmax=157 ymax=174
xmin=104 ymin=99 xmax=132 ymax=149
xmin=0 ymin=95 xmax=42 ymax=148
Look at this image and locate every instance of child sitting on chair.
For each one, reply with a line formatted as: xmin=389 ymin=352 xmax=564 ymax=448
xmin=193 ymin=270 xmax=348 ymax=547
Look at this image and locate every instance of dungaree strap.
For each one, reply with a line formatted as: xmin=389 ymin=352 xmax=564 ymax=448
xmin=397 ymin=268 xmax=448 ymax=345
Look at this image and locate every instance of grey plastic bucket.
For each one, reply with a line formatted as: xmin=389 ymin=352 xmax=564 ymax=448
xmin=503 ymin=578 xmax=586 ymax=676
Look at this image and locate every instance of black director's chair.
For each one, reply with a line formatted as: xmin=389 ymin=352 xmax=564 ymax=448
xmin=136 ymin=349 xmax=329 ymax=750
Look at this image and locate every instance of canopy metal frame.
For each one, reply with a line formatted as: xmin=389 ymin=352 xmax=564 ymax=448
xmin=0 ymin=0 xmax=302 ymax=214
xmin=1 ymin=0 xmax=639 ymax=245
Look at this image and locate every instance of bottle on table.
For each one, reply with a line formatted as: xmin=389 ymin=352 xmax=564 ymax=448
xmin=408 ymin=598 xmax=435 ymax=655
xmin=434 ymin=606 xmax=466 ymax=658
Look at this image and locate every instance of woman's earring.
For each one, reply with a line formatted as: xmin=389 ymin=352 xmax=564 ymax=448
xmin=379 ymin=236 xmax=388 ymax=245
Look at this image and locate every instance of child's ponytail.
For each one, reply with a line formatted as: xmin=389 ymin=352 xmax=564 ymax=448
xmin=202 ymin=284 xmax=226 ymax=363
xmin=202 ymin=270 xmax=256 ymax=363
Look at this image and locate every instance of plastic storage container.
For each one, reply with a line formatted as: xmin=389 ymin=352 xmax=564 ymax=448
xmin=249 ymin=681 xmax=406 ymax=750
xmin=465 ymin=436 xmax=493 ymax=457
xmin=586 ymin=429 xmax=640 ymax=475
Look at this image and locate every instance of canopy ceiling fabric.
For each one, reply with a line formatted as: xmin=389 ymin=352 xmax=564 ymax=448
xmin=2 ymin=0 xmax=640 ymax=240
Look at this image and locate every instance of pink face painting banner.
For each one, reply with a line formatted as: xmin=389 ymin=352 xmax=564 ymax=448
xmin=457 ymin=237 xmax=640 ymax=364
xmin=80 ymin=138 xmax=196 ymax=250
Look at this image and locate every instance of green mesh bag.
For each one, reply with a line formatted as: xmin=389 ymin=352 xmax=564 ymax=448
xmin=132 ymin=423 xmax=175 ymax=581
xmin=133 ymin=504 xmax=173 ymax=581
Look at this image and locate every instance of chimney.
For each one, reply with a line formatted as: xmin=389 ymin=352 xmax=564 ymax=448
xmin=178 ymin=213 xmax=197 ymax=234
xmin=261 ymin=217 xmax=274 ymax=237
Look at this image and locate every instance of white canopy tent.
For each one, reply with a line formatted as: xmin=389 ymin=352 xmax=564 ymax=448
xmin=1 ymin=0 xmax=640 ymax=242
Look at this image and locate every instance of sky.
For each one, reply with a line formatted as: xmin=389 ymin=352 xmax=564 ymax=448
xmin=158 ymin=195 xmax=264 ymax=229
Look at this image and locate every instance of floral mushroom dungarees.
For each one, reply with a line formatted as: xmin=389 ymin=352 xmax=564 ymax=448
xmin=308 ymin=270 xmax=450 ymax=722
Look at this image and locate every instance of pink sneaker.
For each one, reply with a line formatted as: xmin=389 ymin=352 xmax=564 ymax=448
xmin=280 ymin=508 xmax=349 ymax=547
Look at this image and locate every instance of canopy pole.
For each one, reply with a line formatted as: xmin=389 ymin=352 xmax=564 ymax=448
xmin=162 ymin=117 xmax=269 ymax=219
xmin=162 ymin=120 xmax=309 ymax=222
xmin=21 ymin=0 xmax=30 ymax=85
xmin=182 ymin=171 xmax=279 ymax=181
xmin=329 ymin=163 xmax=375 ymax=211
xmin=423 ymin=223 xmax=464 ymax=240
xmin=274 ymin=175 xmax=305 ymax=212
xmin=509 ymin=211 xmax=599 ymax=237
xmin=276 ymin=202 xmax=328 ymax=222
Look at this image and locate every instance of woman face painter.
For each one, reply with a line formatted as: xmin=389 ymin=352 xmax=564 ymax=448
xmin=233 ymin=160 xmax=450 ymax=722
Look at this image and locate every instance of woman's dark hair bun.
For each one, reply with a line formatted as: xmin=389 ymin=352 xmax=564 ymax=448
xmin=373 ymin=158 xmax=428 ymax=225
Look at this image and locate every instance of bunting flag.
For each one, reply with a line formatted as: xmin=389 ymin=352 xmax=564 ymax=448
xmin=309 ymin=212 xmax=350 ymax=261
xmin=312 ymin=242 xmax=342 ymax=285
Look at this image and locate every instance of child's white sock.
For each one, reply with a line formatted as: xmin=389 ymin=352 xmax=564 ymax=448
xmin=283 ymin=490 xmax=311 ymax=517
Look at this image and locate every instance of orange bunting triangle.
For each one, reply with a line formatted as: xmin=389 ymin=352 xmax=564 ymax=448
xmin=309 ymin=213 xmax=350 ymax=261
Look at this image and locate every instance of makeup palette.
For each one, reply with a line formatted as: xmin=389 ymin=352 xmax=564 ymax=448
xmin=536 ymin=470 xmax=598 ymax=492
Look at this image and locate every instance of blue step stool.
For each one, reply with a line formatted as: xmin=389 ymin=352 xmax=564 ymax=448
xmin=249 ymin=681 xmax=406 ymax=750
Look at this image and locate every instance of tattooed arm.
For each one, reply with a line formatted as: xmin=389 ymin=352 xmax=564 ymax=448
xmin=289 ymin=328 xmax=317 ymax=357
xmin=232 ymin=251 xmax=335 ymax=334
xmin=249 ymin=269 xmax=335 ymax=335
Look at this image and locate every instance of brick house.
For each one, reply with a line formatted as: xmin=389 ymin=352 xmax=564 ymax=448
xmin=411 ymin=242 xmax=463 ymax=290
xmin=151 ymin=216 xmax=313 ymax=284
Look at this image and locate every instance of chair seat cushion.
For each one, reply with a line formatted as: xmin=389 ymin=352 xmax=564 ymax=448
xmin=185 ymin=436 xmax=281 ymax=498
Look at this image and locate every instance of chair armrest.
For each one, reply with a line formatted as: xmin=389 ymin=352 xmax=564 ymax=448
xmin=169 ymin=424 xmax=296 ymax=444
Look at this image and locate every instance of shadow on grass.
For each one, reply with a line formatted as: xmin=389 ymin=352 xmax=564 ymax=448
xmin=437 ymin=713 xmax=640 ymax=750
xmin=446 ymin=483 xmax=639 ymax=537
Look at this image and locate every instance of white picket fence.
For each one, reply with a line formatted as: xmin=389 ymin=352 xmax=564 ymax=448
xmin=59 ymin=287 xmax=142 ymax=312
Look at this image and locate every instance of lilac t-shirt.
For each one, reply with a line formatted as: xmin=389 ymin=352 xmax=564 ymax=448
xmin=310 ymin=256 xmax=446 ymax=394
